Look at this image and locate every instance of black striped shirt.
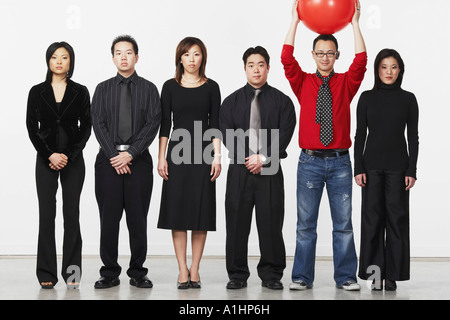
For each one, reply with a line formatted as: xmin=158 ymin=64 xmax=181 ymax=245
xmin=91 ymin=72 xmax=161 ymax=159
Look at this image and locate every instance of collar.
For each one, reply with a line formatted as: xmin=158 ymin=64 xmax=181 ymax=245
xmin=115 ymin=71 xmax=138 ymax=85
xmin=316 ymin=70 xmax=335 ymax=80
xmin=244 ymin=82 xmax=269 ymax=97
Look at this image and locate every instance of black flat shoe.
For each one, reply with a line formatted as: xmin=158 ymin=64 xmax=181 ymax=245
xmin=226 ymin=279 xmax=247 ymax=289
xmin=262 ymin=280 xmax=284 ymax=290
xmin=94 ymin=276 xmax=120 ymax=289
xmin=130 ymin=276 xmax=153 ymax=288
xmin=385 ymin=280 xmax=397 ymax=291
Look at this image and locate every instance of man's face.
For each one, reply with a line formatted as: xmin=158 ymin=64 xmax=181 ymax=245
xmin=245 ymin=54 xmax=269 ymax=89
xmin=112 ymin=41 xmax=139 ymax=76
xmin=312 ymin=40 xmax=338 ymax=76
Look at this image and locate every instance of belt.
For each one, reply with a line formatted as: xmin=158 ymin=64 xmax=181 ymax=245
xmin=116 ymin=144 xmax=131 ymax=151
xmin=302 ymin=149 xmax=348 ymax=159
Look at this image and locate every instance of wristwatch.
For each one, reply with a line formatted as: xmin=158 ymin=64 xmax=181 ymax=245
xmin=259 ymin=154 xmax=267 ymax=164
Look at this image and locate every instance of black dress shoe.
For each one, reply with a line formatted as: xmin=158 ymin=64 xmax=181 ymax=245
xmin=385 ymin=280 xmax=397 ymax=291
xmin=226 ymin=279 xmax=247 ymax=289
xmin=262 ymin=280 xmax=284 ymax=290
xmin=94 ymin=276 xmax=120 ymax=289
xmin=130 ymin=276 xmax=153 ymax=288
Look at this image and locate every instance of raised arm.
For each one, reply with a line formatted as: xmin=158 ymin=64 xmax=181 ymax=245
xmin=352 ymin=0 xmax=366 ymax=54
xmin=284 ymin=0 xmax=301 ymax=46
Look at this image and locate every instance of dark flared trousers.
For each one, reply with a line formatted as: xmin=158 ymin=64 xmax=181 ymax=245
xmin=358 ymin=170 xmax=410 ymax=281
xmin=35 ymin=153 xmax=85 ymax=285
xmin=225 ymin=164 xmax=286 ymax=282
xmin=94 ymin=150 xmax=153 ymax=279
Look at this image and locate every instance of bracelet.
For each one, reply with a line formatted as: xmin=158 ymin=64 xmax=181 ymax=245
xmin=214 ymin=153 xmax=221 ymax=157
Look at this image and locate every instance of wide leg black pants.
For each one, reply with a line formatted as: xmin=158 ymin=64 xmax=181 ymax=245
xmin=35 ymin=153 xmax=85 ymax=285
xmin=225 ymin=164 xmax=286 ymax=282
xmin=358 ymin=170 xmax=410 ymax=281
xmin=95 ymin=150 xmax=153 ymax=279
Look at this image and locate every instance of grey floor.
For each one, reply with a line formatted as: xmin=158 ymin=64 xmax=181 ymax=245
xmin=0 ymin=255 xmax=448 ymax=301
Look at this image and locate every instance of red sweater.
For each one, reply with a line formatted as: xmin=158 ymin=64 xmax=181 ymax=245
xmin=281 ymin=44 xmax=367 ymax=150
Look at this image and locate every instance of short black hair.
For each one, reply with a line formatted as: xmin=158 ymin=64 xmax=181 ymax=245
xmin=111 ymin=35 xmax=139 ymax=56
xmin=242 ymin=46 xmax=270 ymax=66
xmin=45 ymin=41 xmax=75 ymax=83
xmin=313 ymin=34 xmax=339 ymax=51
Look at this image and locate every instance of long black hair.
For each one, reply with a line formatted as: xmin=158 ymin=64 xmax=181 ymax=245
xmin=373 ymin=48 xmax=405 ymax=90
xmin=45 ymin=41 xmax=75 ymax=83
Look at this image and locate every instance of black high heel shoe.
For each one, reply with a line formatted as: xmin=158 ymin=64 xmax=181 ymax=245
xmin=190 ymin=274 xmax=201 ymax=289
xmin=177 ymin=272 xmax=190 ymax=289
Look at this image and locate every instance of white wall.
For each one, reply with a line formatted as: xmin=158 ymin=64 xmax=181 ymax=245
xmin=0 ymin=0 xmax=448 ymax=257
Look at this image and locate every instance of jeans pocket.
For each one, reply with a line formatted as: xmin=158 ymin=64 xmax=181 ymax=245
xmin=299 ymin=153 xmax=314 ymax=164
xmin=339 ymin=154 xmax=352 ymax=167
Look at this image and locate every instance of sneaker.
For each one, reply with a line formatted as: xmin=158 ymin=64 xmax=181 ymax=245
xmin=289 ymin=280 xmax=312 ymax=290
xmin=336 ymin=281 xmax=361 ymax=291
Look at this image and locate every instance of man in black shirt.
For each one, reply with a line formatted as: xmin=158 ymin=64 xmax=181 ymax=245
xmin=219 ymin=46 xmax=296 ymax=290
xmin=91 ymin=35 xmax=161 ymax=289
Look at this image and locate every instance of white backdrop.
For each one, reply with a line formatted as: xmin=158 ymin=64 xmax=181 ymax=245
xmin=0 ymin=0 xmax=448 ymax=258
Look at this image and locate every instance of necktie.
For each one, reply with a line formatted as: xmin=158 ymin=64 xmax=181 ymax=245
xmin=316 ymin=70 xmax=335 ymax=147
xmin=249 ymin=89 xmax=262 ymax=153
xmin=118 ymin=77 xmax=132 ymax=143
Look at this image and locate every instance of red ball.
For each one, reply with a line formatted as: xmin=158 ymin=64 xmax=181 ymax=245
xmin=298 ymin=0 xmax=356 ymax=34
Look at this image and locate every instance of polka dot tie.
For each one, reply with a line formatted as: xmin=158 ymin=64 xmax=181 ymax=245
xmin=315 ymin=70 xmax=335 ymax=147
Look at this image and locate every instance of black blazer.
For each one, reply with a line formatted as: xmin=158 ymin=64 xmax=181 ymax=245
xmin=26 ymin=80 xmax=92 ymax=162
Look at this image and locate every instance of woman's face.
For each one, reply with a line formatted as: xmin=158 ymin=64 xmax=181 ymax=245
xmin=49 ymin=47 xmax=70 ymax=77
xmin=378 ymin=57 xmax=400 ymax=85
xmin=181 ymin=45 xmax=203 ymax=75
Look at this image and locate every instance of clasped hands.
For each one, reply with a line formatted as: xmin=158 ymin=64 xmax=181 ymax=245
xmin=110 ymin=152 xmax=132 ymax=175
xmin=245 ymin=154 xmax=264 ymax=175
xmin=48 ymin=153 xmax=68 ymax=171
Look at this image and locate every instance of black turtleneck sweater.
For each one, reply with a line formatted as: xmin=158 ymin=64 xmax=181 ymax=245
xmin=354 ymin=83 xmax=419 ymax=179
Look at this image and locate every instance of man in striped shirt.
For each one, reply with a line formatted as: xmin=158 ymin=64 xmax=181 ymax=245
xmin=91 ymin=35 xmax=161 ymax=289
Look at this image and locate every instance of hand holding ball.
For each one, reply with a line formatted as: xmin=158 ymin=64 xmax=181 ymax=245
xmin=297 ymin=0 xmax=357 ymax=34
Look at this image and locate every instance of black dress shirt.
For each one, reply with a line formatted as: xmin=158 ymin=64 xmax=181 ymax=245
xmin=91 ymin=72 xmax=162 ymax=159
xmin=219 ymin=82 xmax=296 ymax=163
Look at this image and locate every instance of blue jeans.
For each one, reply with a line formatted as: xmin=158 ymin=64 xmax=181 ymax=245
xmin=292 ymin=151 xmax=357 ymax=287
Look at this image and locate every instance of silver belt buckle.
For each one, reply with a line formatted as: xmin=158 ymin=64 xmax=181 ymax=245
xmin=116 ymin=144 xmax=130 ymax=151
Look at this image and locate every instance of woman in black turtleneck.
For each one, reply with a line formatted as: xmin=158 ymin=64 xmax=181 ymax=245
xmin=354 ymin=49 xmax=419 ymax=291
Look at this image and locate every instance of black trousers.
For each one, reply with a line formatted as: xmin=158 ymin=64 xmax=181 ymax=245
xmin=95 ymin=150 xmax=153 ymax=279
xmin=225 ymin=164 xmax=286 ymax=282
xmin=35 ymin=153 xmax=85 ymax=285
xmin=358 ymin=170 xmax=410 ymax=281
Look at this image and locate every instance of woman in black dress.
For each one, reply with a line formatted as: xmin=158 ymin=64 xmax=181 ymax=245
xmin=26 ymin=42 xmax=91 ymax=289
xmin=157 ymin=37 xmax=221 ymax=289
xmin=354 ymin=49 xmax=419 ymax=291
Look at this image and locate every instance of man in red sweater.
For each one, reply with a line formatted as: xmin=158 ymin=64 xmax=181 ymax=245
xmin=281 ymin=0 xmax=367 ymax=291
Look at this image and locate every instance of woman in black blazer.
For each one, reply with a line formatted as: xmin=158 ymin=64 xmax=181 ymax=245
xmin=26 ymin=42 xmax=91 ymax=289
